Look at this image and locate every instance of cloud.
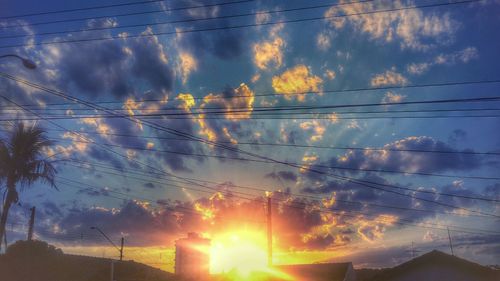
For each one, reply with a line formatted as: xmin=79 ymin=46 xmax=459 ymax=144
xmin=200 ymin=83 xmax=255 ymax=121
xmin=178 ymin=51 xmax=198 ymax=84
xmin=328 ymin=136 xmax=483 ymax=174
xmin=325 ymin=0 xmax=458 ymax=50
xmin=382 ymin=92 xmax=406 ymax=103
xmin=299 ymin=120 xmax=327 ymax=142
xmin=174 ymin=1 xmax=248 ymax=60
xmin=407 ymin=47 xmax=478 ymax=75
xmin=357 ymin=214 xmax=398 ymax=242
xmin=371 ymin=69 xmax=408 ymax=87
xmin=265 ymin=171 xmax=298 ymax=182
xmin=194 ymin=84 xmax=256 ymax=151
xmin=272 ymin=65 xmax=323 ymax=102
xmin=316 ymin=32 xmax=332 ymax=51
xmin=253 ymin=37 xmax=285 ymax=70
xmin=41 ymin=27 xmax=173 ymax=100
xmin=448 ymin=129 xmax=467 ymax=145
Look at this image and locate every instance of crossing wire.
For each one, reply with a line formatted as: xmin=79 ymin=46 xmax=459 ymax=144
xmin=59 ymin=158 xmax=500 ymax=209
xmin=1 ymin=72 xmax=498 ymax=218
xmin=0 ymin=0 xmax=374 ymax=38
xmin=2 ymin=78 xmax=500 ymax=104
xmin=0 ymin=0 xmax=483 ymax=49
xmin=55 ymin=172 xmax=500 ymax=235
xmin=45 ymin=136 xmax=500 ymax=187
xmin=0 ymin=0 xmax=255 ymax=21
xmin=1 ymin=126 xmax=499 ymax=157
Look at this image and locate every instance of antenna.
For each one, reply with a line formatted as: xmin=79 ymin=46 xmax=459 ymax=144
xmin=267 ymin=195 xmax=272 ymax=267
xmin=447 ymin=227 xmax=454 ymax=256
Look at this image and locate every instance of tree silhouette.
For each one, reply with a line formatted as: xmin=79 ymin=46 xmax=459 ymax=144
xmin=0 ymin=122 xmax=57 ymax=250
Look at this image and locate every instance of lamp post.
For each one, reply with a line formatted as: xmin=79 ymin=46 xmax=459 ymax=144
xmin=0 ymin=54 xmax=36 ymax=69
xmin=90 ymin=227 xmax=124 ymax=281
xmin=90 ymin=226 xmax=124 ymax=261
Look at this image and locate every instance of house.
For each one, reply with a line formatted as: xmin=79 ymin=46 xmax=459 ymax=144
xmin=273 ymin=262 xmax=356 ymax=281
xmin=175 ymin=232 xmax=211 ymax=281
xmin=370 ymin=250 xmax=499 ymax=281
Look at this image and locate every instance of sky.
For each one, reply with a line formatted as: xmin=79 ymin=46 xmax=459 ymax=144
xmin=0 ymin=0 xmax=499 ymax=273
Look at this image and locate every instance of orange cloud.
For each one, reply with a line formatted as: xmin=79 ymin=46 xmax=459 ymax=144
xmin=253 ymin=37 xmax=285 ymax=70
xmin=370 ymin=69 xmax=408 ymax=87
xmin=357 ymin=214 xmax=398 ymax=242
xmin=179 ymin=52 xmax=197 ymax=84
xmin=272 ymin=65 xmax=323 ymax=102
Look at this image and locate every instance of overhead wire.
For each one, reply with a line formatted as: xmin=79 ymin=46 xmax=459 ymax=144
xmin=0 ymin=0 xmax=374 ymax=39
xmin=0 ymin=0 xmax=256 ymax=23
xmin=1 ymin=72 xmax=498 ymax=218
xmin=45 ymin=137 xmax=500 ymax=188
xmin=59 ymin=157 xmax=500 ymax=210
xmin=2 ymin=127 xmax=498 ymax=158
xmin=0 ymin=0 xmax=483 ymax=49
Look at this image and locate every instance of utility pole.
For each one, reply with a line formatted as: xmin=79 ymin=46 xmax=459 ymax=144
xmin=267 ymin=195 xmax=272 ymax=267
xmin=110 ymin=260 xmax=115 ymax=281
xmin=27 ymin=207 xmax=36 ymax=241
xmin=447 ymin=227 xmax=454 ymax=256
xmin=120 ymin=237 xmax=124 ymax=261
xmin=90 ymin=227 xmax=124 ymax=261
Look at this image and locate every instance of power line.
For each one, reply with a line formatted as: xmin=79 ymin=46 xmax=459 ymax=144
xmin=5 ymin=113 xmax=500 ymax=122
xmin=0 ymin=0 xmax=373 ymax=39
xmin=2 ymin=71 xmax=497 ymax=218
xmin=3 ymin=127 xmax=498 ymax=158
xmin=0 ymin=0 xmax=255 ymax=21
xmin=3 ymin=78 xmax=500 ymax=104
xmin=54 ymin=168 xmax=500 ymax=235
xmin=0 ymin=0 xmax=482 ymax=49
xmin=60 ymin=157 xmax=500 ymax=209
xmin=3 ymin=107 xmax=500 ymax=117
xmin=46 ymin=136 xmax=500 ymax=189
xmin=0 ymin=0 xmax=164 ymax=19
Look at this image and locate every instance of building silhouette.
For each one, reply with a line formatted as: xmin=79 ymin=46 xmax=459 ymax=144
xmin=175 ymin=232 xmax=210 ymax=280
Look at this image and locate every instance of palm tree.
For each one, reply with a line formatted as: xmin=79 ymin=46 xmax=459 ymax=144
xmin=0 ymin=122 xmax=57 ymax=250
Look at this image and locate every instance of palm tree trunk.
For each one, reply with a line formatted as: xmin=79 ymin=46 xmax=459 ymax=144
xmin=0 ymin=184 xmax=17 ymax=252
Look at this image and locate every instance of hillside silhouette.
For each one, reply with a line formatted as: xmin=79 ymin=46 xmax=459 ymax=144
xmin=369 ymin=250 xmax=499 ymax=281
xmin=0 ymin=240 xmax=175 ymax=281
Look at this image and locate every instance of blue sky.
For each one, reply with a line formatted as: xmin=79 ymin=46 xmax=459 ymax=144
xmin=0 ymin=0 xmax=499 ymax=270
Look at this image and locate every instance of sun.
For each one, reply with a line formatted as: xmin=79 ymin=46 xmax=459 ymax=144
xmin=210 ymin=229 xmax=269 ymax=276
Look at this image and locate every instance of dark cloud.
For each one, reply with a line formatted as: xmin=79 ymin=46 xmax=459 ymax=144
xmin=265 ymin=171 xmax=298 ymax=182
xmin=326 ymin=136 xmax=484 ymax=174
xmin=42 ymin=201 xmax=63 ymax=217
xmin=143 ymin=182 xmax=156 ymax=189
xmin=76 ymin=186 xmax=110 ymax=198
xmin=40 ymin=24 xmax=173 ymax=100
xmin=172 ymin=0 xmax=248 ymax=60
xmin=448 ymin=129 xmax=467 ymax=145
xmin=87 ymin=146 xmax=124 ymax=170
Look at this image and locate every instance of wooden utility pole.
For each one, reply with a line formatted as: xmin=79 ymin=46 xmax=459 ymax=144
xmin=447 ymin=227 xmax=454 ymax=256
xmin=267 ymin=196 xmax=272 ymax=267
xmin=110 ymin=260 xmax=115 ymax=281
xmin=119 ymin=237 xmax=124 ymax=261
xmin=27 ymin=207 xmax=36 ymax=241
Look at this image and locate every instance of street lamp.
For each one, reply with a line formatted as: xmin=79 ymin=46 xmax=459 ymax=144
xmin=90 ymin=226 xmax=124 ymax=261
xmin=0 ymin=54 xmax=36 ymax=69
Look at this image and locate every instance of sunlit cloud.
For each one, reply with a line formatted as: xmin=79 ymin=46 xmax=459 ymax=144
xmin=357 ymin=214 xmax=398 ymax=242
xmin=371 ymin=69 xmax=408 ymax=87
xmin=178 ymin=52 xmax=197 ymax=84
xmin=407 ymin=47 xmax=478 ymax=75
xmin=316 ymin=32 xmax=332 ymax=51
xmin=272 ymin=65 xmax=323 ymax=102
xmin=253 ymin=37 xmax=285 ymax=70
xmin=325 ymin=0 xmax=457 ymax=50
xmin=382 ymin=91 xmax=406 ymax=103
